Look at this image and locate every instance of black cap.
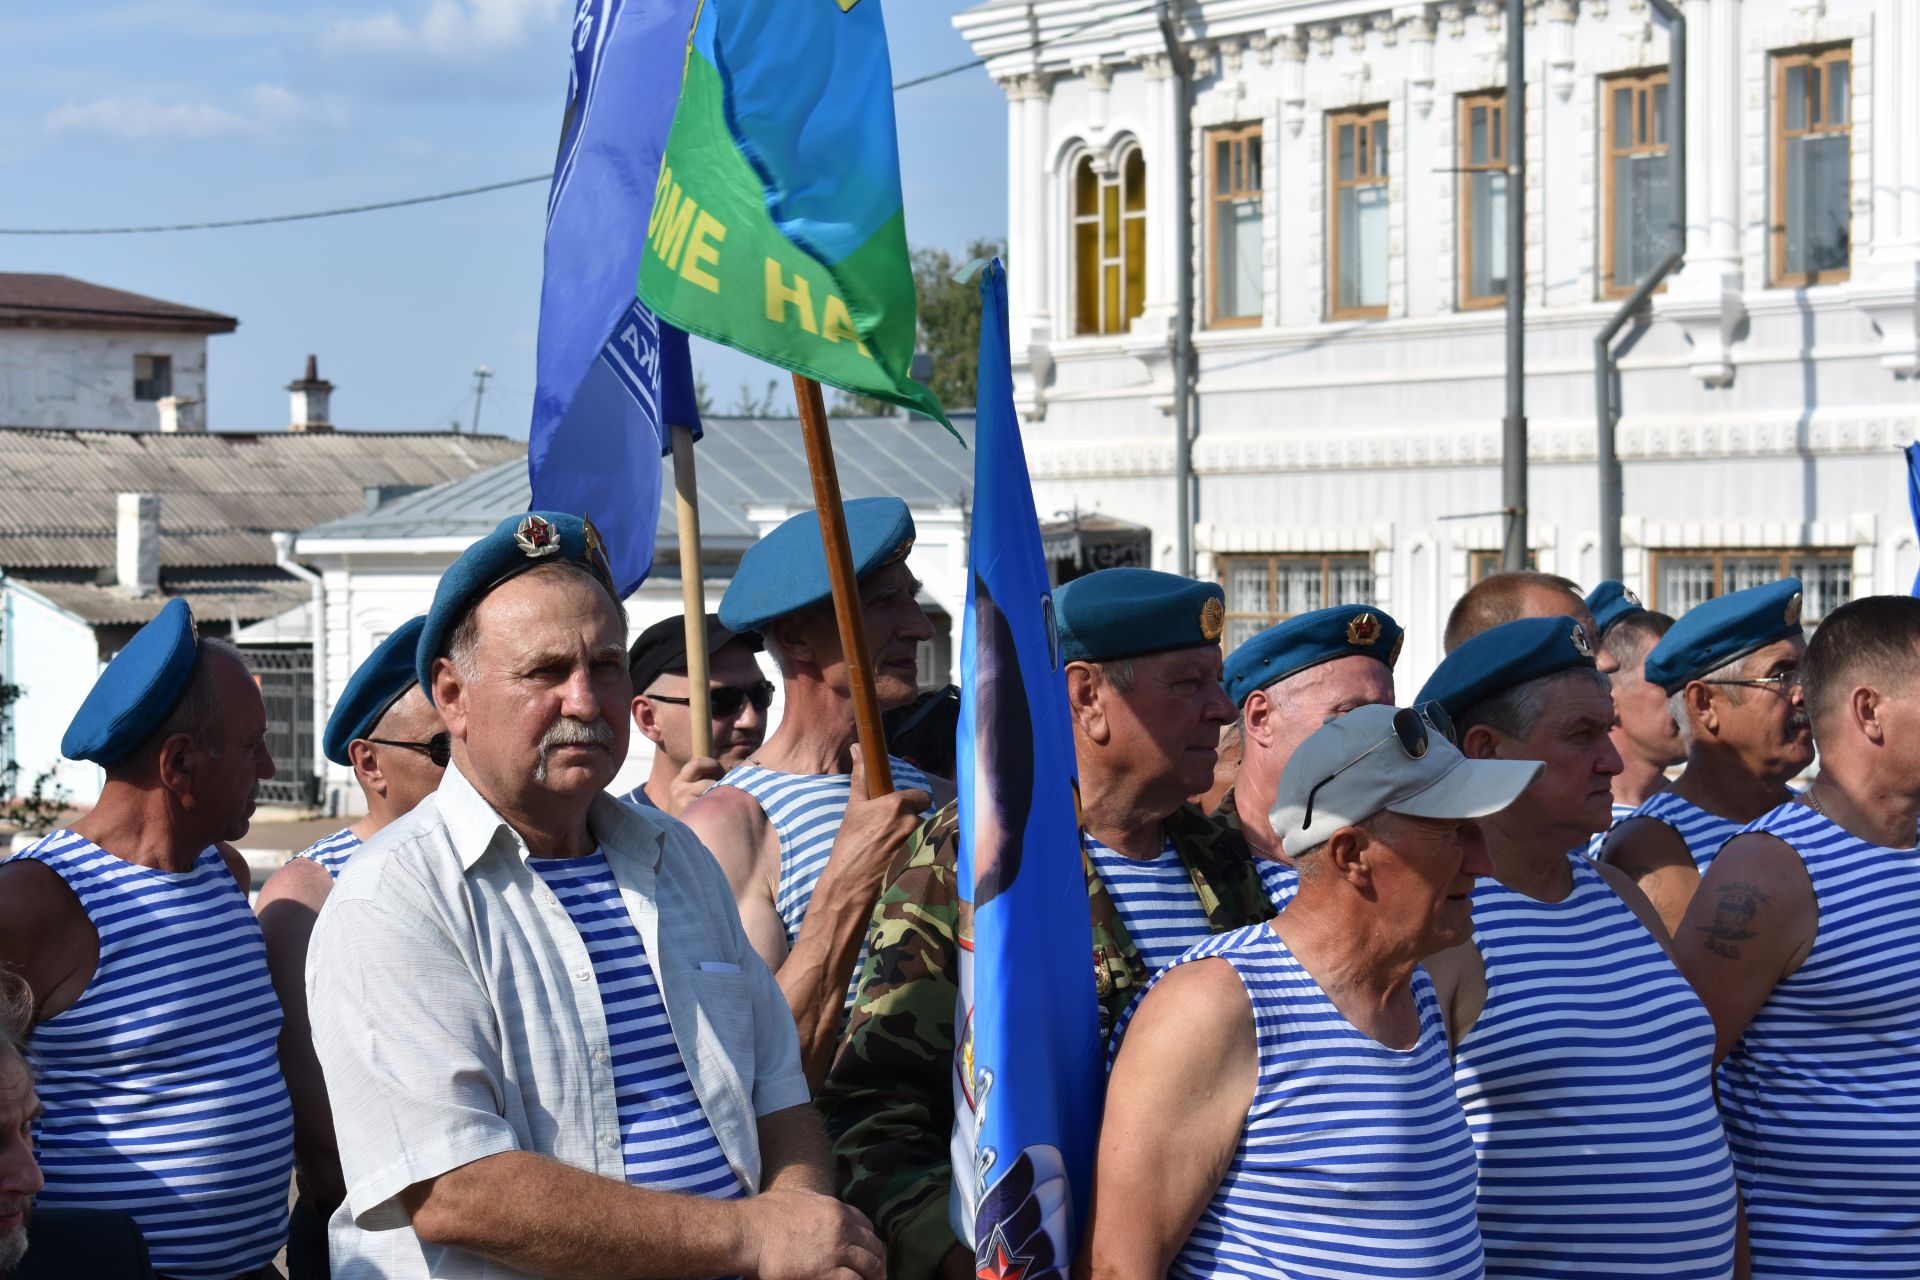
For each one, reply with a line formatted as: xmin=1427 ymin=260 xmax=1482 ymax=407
xmin=628 ymin=613 xmax=761 ymax=693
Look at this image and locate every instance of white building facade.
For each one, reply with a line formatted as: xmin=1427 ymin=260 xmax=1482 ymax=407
xmin=958 ymin=0 xmax=1920 ymax=686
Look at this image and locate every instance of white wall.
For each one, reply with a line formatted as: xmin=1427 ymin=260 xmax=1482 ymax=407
xmin=2 ymin=582 xmax=105 ymax=805
xmin=960 ymin=0 xmax=1920 ymax=666
xmin=0 ymin=329 xmax=210 ymax=431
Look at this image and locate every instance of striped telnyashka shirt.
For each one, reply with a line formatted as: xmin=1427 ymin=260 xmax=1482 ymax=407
xmin=1454 ymin=852 xmax=1737 ymax=1279
xmin=1086 ymin=833 xmax=1214 ymax=977
xmin=291 ymin=826 xmax=361 ymax=880
xmin=1629 ymin=790 xmax=1745 ymax=872
xmin=1116 ymin=924 xmax=1483 ymax=1280
xmin=7 ymin=830 xmax=294 ymax=1280
xmin=1719 ymin=802 xmax=1920 ymax=1278
xmin=1586 ymin=800 xmax=1640 ymax=859
xmin=712 ymin=757 xmax=932 ymax=1005
xmin=1255 ymin=856 xmax=1297 ymax=910
xmin=527 ymin=850 xmax=744 ymax=1202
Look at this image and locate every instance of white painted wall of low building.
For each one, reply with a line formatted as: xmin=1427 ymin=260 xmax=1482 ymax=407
xmin=0 ymin=329 xmax=210 ymax=431
xmin=2 ymin=580 xmax=105 ymax=806
xmin=959 ymin=0 xmax=1920 ymax=684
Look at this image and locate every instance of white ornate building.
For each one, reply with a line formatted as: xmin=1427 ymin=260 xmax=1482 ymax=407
xmin=957 ymin=0 xmax=1920 ymax=686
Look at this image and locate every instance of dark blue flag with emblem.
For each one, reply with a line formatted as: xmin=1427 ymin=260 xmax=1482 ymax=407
xmin=529 ymin=0 xmax=703 ymax=596
xmin=953 ymin=261 xmax=1101 ymax=1280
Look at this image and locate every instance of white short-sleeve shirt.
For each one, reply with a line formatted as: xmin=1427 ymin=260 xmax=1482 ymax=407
xmin=306 ymin=763 xmax=809 ymax=1279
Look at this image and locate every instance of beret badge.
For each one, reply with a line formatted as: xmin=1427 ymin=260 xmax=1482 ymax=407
xmin=514 ymin=513 xmax=561 ymax=559
xmin=1570 ymin=624 xmax=1595 ymax=660
xmin=1785 ymin=592 xmax=1803 ymax=626
xmin=1623 ymin=587 xmax=1643 ymax=607
xmin=1347 ymin=613 xmax=1382 ymax=647
xmin=1199 ymin=596 xmax=1225 ymax=643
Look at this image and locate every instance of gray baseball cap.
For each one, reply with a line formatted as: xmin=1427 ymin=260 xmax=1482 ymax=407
xmin=1271 ymin=703 xmax=1542 ymax=857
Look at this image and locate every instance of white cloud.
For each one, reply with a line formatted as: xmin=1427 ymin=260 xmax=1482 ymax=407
xmin=43 ymin=85 xmax=346 ymax=140
xmin=324 ymin=0 xmax=566 ymax=58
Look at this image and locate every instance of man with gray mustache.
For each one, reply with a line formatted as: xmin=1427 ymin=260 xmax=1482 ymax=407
xmin=306 ymin=512 xmax=882 ymax=1280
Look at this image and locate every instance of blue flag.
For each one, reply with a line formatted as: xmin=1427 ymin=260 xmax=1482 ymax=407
xmin=954 ymin=261 xmax=1102 ymax=1280
xmin=529 ymin=0 xmax=703 ymax=596
xmin=1906 ymin=443 xmax=1920 ymax=596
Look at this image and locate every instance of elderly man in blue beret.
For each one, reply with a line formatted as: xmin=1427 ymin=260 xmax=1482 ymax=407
xmin=254 ymin=617 xmax=445 ymax=1278
xmin=306 ymin=512 xmax=880 ymax=1280
xmin=682 ymin=497 xmax=941 ymax=1087
xmin=0 ymin=599 xmax=292 ymax=1280
xmin=1600 ymin=579 xmax=1813 ymax=935
xmin=1417 ymin=617 xmax=1738 ymax=1280
xmin=1675 ymin=595 xmax=1920 ymax=1277
xmin=821 ymin=566 xmax=1274 ymax=1280
xmin=1581 ymin=584 xmax=1685 ymax=851
xmin=1218 ymin=605 xmax=1402 ymax=899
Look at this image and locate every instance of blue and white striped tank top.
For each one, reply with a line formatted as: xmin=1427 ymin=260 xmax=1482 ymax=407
xmin=528 ymin=850 xmax=744 ymax=1201
xmin=8 ymin=830 xmax=294 ymax=1280
xmin=1719 ymin=802 xmax=1920 ymax=1277
xmin=1086 ymin=834 xmax=1213 ymax=976
xmin=1119 ymin=925 xmax=1482 ymax=1279
xmin=1587 ymin=799 xmax=1640 ymax=858
xmin=290 ymin=825 xmax=360 ymax=879
xmin=1455 ymin=853 xmax=1737 ymax=1278
xmin=1255 ymin=857 xmax=1297 ymax=910
xmin=1629 ymin=790 xmax=1745 ymax=871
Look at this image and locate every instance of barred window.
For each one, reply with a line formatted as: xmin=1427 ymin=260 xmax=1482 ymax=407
xmin=1653 ymin=550 xmax=1851 ymax=622
xmin=1220 ymin=553 xmax=1375 ymax=653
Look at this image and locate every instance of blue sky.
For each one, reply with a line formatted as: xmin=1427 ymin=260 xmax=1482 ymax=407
xmin=0 ymin=0 xmax=1007 ymax=431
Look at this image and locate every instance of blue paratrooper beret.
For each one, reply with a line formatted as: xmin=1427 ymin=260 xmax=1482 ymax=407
xmin=62 ymin=597 xmax=201 ymax=766
xmin=718 ymin=497 xmax=916 ymax=634
xmin=416 ymin=511 xmax=619 ymax=700
xmin=1054 ymin=567 xmax=1226 ymax=663
xmin=324 ymin=616 xmax=428 ymax=767
xmin=1642 ymin=578 xmax=1804 ymax=694
xmin=1417 ymin=615 xmax=1598 ymax=724
xmin=1222 ymin=604 xmax=1404 ymax=708
xmin=1585 ymin=580 xmax=1647 ymax=640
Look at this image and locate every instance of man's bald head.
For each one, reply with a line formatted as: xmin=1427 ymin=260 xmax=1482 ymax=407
xmin=1445 ymin=571 xmax=1615 ymax=673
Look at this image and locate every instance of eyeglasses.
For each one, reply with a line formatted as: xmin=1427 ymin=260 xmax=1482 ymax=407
xmin=648 ymin=680 xmax=776 ymax=718
xmin=1701 ymin=671 xmax=1803 ymax=696
xmin=1301 ymin=702 xmax=1457 ymax=830
xmin=364 ymin=731 xmax=452 ymax=768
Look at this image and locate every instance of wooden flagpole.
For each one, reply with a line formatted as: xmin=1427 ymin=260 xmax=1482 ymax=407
xmin=670 ymin=424 xmax=713 ymax=758
xmin=791 ymin=373 xmax=895 ymax=796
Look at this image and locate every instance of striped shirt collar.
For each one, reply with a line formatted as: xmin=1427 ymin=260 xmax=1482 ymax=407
xmin=437 ymin=760 xmax=666 ymax=874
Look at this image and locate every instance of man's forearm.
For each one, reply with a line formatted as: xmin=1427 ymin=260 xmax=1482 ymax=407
xmin=779 ymin=866 xmax=882 ymax=1086
xmin=406 ymin=1149 xmax=749 ymax=1279
xmin=757 ymin=1103 xmax=835 ymax=1196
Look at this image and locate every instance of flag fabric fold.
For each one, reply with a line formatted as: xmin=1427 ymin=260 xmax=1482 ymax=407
xmin=637 ymin=0 xmax=947 ymax=427
xmin=1906 ymin=443 xmax=1920 ymax=596
xmin=953 ymin=261 xmax=1102 ymax=1280
xmin=530 ymin=0 xmax=704 ymax=597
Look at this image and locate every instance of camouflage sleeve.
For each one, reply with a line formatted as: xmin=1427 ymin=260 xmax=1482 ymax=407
xmin=819 ymin=805 xmax=964 ymax=1280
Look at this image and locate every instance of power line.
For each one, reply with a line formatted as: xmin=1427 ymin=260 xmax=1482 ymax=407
xmin=0 ymin=3 xmax=1162 ymax=237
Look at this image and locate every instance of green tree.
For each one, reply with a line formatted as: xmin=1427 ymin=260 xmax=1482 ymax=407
xmin=831 ymin=238 xmax=1002 ymax=419
xmin=729 ymin=378 xmax=782 ymax=416
xmin=694 ymin=371 xmax=715 ymax=416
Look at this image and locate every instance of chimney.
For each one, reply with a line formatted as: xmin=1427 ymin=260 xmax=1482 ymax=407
xmin=287 ymin=354 xmax=334 ymax=433
xmin=116 ymin=494 xmax=160 ymax=597
xmin=156 ymin=395 xmax=204 ymax=433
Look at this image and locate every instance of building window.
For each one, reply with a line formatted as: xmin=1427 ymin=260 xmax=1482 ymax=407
xmin=1072 ymin=147 xmax=1147 ymax=336
xmin=1459 ymin=92 xmax=1508 ymax=308
xmin=1208 ymin=125 xmax=1264 ymax=326
xmin=133 ymin=354 xmax=172 ymax=401
xmin=1220 ymin=553 xmax=1376 ymax=653
xmin=1653 ymin=550 xmax=1851 ymax=622
xmin=1603 ymin=70 xmax=1674 ymax=297
xmin=1773 ymin=45 xmax=1851 ymax=286
xmin=1468 ymin=549 xmax=1539 ymax=584
xmin=1329 ymin=107 xmax=1390 ymax=319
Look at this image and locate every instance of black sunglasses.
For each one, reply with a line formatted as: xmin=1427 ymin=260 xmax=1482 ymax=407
xmin=648 ymin=680 xmax=776 ymax=718
xmin=365 ymin=730 xmax=452 ymax=768
xmin=1300 ymin=702 xmax=1457 ymax=830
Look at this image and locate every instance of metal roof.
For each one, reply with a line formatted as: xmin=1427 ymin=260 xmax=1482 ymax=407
xmin=0 ymin=273 xmax=238 ymax=334
xmin=0 ymin=427 xmax=526 ymax=570
xmin=9 ymin=571 xmax=311 ymax=628
xmin=300 ymin=413 xmax=978 ymax=547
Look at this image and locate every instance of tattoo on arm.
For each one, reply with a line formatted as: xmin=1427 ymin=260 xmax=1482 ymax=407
xmin=1694 ymin=881 xmax=1769 ymax=960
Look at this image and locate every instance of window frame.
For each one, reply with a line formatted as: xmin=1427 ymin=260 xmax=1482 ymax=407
xmin=1071 ymin=146 xmax=1148 ymax=337
xmin=1458 ymin=90 xmax=1508 ymax=311
xmin=133 ymin=353 xmax=172 ymax=402
xmin=1206 ymin=123 xmax=1265 ymax=329
xmin=1327 ymin=105 xmax=1391 ymax=321
xmin=1217 ymin=552 xmax=1377 ymax=653
xmin=1600 ymin=68 xmax=1674 ymax=301
xmin=1771 ymin=43 xmax=1853 ymax=288
xmin=1648 ymin=548 xmax=1852 ymax=622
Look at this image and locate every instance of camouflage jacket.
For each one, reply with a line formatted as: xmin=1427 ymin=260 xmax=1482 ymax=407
xmin=818 ymin=800 xmax=1273 ymax=1280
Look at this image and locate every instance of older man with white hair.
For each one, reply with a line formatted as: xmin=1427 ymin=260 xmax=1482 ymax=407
xmin=307 ymin=511 xmax=881 ymax=1280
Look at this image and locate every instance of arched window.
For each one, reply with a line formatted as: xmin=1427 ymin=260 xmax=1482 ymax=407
xmin=1072 ymin=146 xmax=1146 ymax=335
